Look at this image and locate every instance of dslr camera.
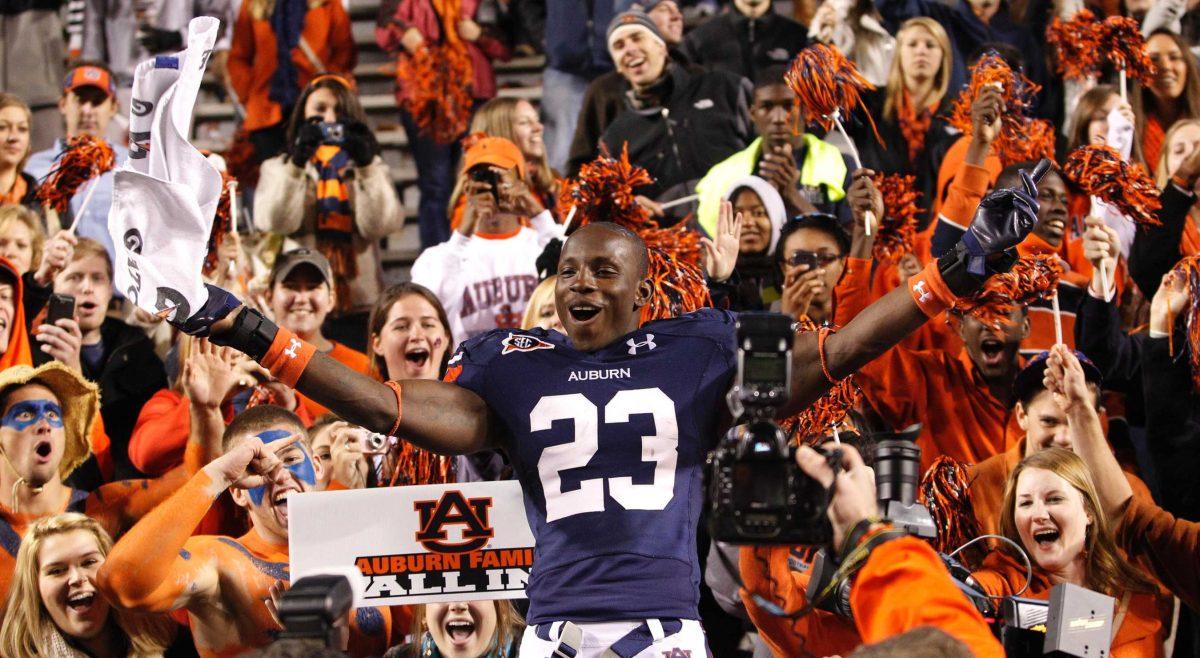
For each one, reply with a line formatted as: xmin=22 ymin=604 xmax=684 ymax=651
xmin=276 ymin=574 xmax=353 ymax=649
xmin=318 ymin=121 xmax=345 ymax=145
xmin=708 ymin=312 xmax=837 ymax=545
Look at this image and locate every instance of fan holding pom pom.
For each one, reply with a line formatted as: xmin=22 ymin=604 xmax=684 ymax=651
xmin=35 ymin=135 xmax=116 ymax=233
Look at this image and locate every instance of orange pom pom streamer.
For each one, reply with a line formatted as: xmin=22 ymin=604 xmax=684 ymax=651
xmin=387 ymin=442 xmax=455 ymax=486
xmin=1063 ymin=144 xmax=1162 ymax=228
xmin=1101 ymin=16 xmax=1156 ymax=87
xmin=919 ymin=456 xmax=983 ymax=557
xmin=35 ymin=135 xmax=116 ymax=213
xmin=952 ymin=255 xmax=1064 ymax=330
xmin=785 ymin=43 xmax=880 ymax=149
xmin=203 ymin=172 xmax=237 ymax=277
xmin=948 ymin=52 xmax=1048 ymax=167
xmin=778 ymin=319 xmax=862 ymax=445
xmin=871 ymin=173 xmax=923 ymax=265
xmin=395 ymin=1 xmax=474 ymax=146
xmin=1046 ymin=10 xmax=1104 ymax=81
xmin=557 ymin=147 xmax=711 ymax=323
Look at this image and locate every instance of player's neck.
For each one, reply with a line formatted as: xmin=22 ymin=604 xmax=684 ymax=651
xmin=0 ymin=470 xmax=68 ymax=518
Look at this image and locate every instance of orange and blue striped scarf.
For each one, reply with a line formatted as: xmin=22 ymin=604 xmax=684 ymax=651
xmin=312 ymin=144 xmax=356 ymax=309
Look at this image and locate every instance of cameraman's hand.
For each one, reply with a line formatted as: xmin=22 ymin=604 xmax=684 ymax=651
xmin=342 ymin=121 xmax=380 ymax=167
xmin=795 ymin=443 xmax=877 ymax=553
xmin=290 ymin=119 xmax=323 ymax=167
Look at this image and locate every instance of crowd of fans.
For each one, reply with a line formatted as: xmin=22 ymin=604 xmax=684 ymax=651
xmin=3 ymin=0 xmax=1200 ymax=656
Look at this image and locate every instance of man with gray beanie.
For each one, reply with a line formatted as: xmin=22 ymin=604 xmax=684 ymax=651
xmin=596 ymin=8 xmax=753 ymax=218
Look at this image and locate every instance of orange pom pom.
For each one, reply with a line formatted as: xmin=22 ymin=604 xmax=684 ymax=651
xmin=785 ymin=43 xmax=880 ymax=144
xmin=203 ymin=172 xmax=237 ymax=277
xmin=1101 ymin=16 xmax=1156 ymax=85
xmin=35 ymin=135 xmax=116 ymax=213
xmin=779 ymin=319 xmax=862 ymax=444
xmin=1063 ymin=144 xmax=1162 ymax=228
xmin=1046 ymin=10 xmax=1104 ymax=80
xmin=919 ymin=456 xmax=983 ymax=556
xmin=396 ymin=44 xmax=474 ymax=144
xmin=1168 ymin=256 xmax=1200 ymax=391
xmin=948 ymin=52 xmax=1048 ymax=167
xmin=952 ymin=255 xmax=1064 ymax=330
xmin=872 ymin=173 xmax=923 ymax=265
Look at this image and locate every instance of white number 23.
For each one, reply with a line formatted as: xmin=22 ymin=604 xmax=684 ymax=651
xmin=529 ymin=388 xmax=679 ymax=522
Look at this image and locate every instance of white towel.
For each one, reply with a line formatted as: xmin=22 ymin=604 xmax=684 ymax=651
xmin=108 ymin=16 xmax=221 ymax=323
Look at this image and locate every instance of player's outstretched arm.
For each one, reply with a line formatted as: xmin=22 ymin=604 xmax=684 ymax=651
xmin=780 ymin=161 xmax=1047 ymax=418
xmin=191 ymin=304 xmax=494 ymax=456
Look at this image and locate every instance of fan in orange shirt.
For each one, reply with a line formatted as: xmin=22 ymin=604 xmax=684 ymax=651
xmin=265 ymin=249 xmax=370 ymax=419
xmin=97 ymin=405 xmax=394 ymax=657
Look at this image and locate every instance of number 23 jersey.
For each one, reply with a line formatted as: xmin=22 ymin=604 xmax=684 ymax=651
xmin=446 ymin=309 xmax=738 ymax=624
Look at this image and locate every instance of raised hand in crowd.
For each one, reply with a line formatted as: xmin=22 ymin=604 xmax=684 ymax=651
xmin=327 ymin=422 xmax=370 ymax=490
xmin=966 ymin=84 xmax=1004 ymax=165
xmin=702 ymin=200 xmax=743 ymax=283
xmin=500 ymin=166 xmax=546 ymax=217
xmin=342 ymin=120 xmax=381 ymax=168
xmin=847 ymin=168 xmax=883 ymax=259
xmin=33 ymin=229 xmax=76 ymax=288
xmin=35 ymin=315 xmax=83 ymax=372
xmin=781 ymin=255 xmax=830 ymax=320
xmin=1172 ymin=137 xmax=1200 ymax=192
xmin=1082 ymin=215 xmax=1120 ymax=296
xmin=458 ymin=175 xmax=499 ymax=237
xmin=203 ymin=433 xmax=299 ymax=493
xmin=1150 ymin=270 xmax=1191 ymax=336
xmin=184 ymin=339 xmax=244 ymax=409
xmin=794 ymin=443 xmax=878 ymax=553
xmin=458 ymin=18 xmax=483 ymax=42
xmin=289 ymin=119 xmax=324 ymax=168
xmin=636 ymin=195 xmax=665 ymax=218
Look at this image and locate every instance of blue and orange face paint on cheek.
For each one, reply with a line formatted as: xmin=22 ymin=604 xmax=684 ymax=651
xmin=248 ymin=429 xmax=316 ymax=506
xmin=1 ymin=400 xmax=64 ymax=432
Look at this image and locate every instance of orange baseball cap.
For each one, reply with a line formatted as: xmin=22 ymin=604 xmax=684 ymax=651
xmin=63 ymin=65 xmax=116 ymax=98
xmin=463 ymin=136 xmax=527 ymax=179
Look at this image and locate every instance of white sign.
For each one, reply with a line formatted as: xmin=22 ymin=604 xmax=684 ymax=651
xmin=289 ymin=481 xmax=534 ymax=607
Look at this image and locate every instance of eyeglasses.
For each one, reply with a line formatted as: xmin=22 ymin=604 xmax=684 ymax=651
xmin=785 ymin=250 xmax=843 ymax=269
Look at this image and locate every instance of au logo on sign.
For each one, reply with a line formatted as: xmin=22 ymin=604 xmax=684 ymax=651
xmin=414 ymin=491 xmax=495 ymax=553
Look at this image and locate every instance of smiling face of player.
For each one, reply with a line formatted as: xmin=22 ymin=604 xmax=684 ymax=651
xmin=555 ymin=224 xmax=653 ymax=353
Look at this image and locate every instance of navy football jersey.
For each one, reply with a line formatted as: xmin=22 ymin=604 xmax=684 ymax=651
xmin=446 ymin=308 xmax=738 ymax=624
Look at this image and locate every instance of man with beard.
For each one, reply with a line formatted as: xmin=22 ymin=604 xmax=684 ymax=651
xmin=97 ymin=405 xmax=396 ymax=657
xmin=163 ymin=161 xmax=1045 ymax=656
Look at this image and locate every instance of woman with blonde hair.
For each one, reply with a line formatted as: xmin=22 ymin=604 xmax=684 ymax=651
xmin=519 ymin=276 xmax=562 ymax=334
xmin=970 ymin=448 xmax=1166 ymax=656
xmin=449 ymin=97 xmax=562 ymax=230
xmin=0 ymin=513 xmax=174 ymax=657
xmin=386 ymin=600 xmax=522 ymax=657
xmin=0 ymin=204 xmax=44 ymax=277
xmin=1131 ymin=30 xmax=1200 ymax=175
xmin=0 ymin=93 xmax=38 ymax=208
xmin=850 ymin=17 xmax=955 ymax=213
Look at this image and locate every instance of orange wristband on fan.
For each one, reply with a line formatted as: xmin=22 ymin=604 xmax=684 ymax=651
xmin=260 ymin=328 xmax=317 ymax=388
xmin=907 ymin=261 xmax=958 ymax=318
xmin=384 ymin=380 xmax=403 ymax=437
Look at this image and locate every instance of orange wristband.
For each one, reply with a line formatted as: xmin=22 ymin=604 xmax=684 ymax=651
xmin=907 ymin=260 xmax=958 ymax=318
xmin=385 ymin=380 xmax=403 ymax=437
xmin=260 ymin=328 xmax=317 ymax=388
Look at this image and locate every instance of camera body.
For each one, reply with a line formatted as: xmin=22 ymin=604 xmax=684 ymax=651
xmin=708 ymin=312 xmax=834 ymax=545
xmin=319 ymin=121 xmax=345 ymax=145
xmin=277 ymin=574 xmax=353 ymax=648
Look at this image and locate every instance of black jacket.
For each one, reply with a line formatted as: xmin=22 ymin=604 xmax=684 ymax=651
xmin=1131 ymin=183 xmax=1193 ymax=299
xmin=600 ymin=64 xmax=753 ymax=200
xmin=681 ymin=9 xmax=807 ymax=83
xmin=35 ymin=317 xmax=166 ymax=481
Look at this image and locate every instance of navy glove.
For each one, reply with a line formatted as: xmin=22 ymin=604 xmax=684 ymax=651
xmin=290 ymin=119 xmax=324 ymax=167
xmin=172 ymin=284 xmax=243 ymax=338
xmin=960 ymin=160 xmax=1047 ymax=276
xmin=342 ymin=121 xmax=380 ymax=167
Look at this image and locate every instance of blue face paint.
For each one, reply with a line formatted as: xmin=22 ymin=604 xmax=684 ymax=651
xmin=1 ymin=400 xmax=64 ymax=431
xmin=247 ymin=428 xmax=316 ymax=507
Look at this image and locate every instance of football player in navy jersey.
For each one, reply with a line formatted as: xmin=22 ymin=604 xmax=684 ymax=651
xmin=171 ymin=164 xmax=1044 ymax=657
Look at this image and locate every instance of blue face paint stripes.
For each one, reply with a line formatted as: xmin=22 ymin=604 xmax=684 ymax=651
xmin=1 ymin=400 xmax=64 ymax=431
xmin=248 ymin=428 xmax=317 ymax=506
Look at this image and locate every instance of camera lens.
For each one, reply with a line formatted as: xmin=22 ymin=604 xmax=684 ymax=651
xmin=874 ymin=439 xmax=922 ymax=506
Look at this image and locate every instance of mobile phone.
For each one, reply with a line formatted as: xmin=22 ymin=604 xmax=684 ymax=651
xmin=469 ymin=166 xmax=501 ymax=202
xmin=46 ymin=294 xmax=75 ymax=325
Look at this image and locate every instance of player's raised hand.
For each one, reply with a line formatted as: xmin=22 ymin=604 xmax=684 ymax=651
xmin=702 ymin=200 xmax=743 ymax=282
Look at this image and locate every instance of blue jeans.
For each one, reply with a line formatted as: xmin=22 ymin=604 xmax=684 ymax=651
xmin=400 ymin=109 xmax=456 ymax=249
xmin=540 ymin=67 xmax=590 ymax=173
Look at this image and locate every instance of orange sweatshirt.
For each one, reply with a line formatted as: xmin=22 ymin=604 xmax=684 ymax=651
xmin=1117 ymin=496 xmax=1200 ymax=612
xmin=227 ymin=1 xmax=357 ymax=133
xmin=297 ymin=342 xmax=371 ymax=418
xmin=852 ymin=537 xmax=1003 ymax=656
xmin=98 ymin=470 xmax=392 ymax=657
xmin=972 ymin=550 xmax=1167 ymax=658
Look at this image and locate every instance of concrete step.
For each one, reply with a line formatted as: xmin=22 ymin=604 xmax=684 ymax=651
xmin=193 ymin=85 xmax=542 ymax=123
